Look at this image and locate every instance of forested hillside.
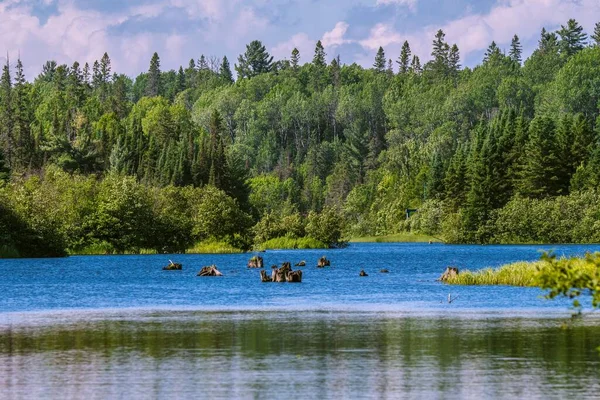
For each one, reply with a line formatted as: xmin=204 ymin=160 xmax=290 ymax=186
xmin=1 ymin=19 xmax=600 ymax=257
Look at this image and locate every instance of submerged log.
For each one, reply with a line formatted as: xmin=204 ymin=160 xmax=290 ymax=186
xmin=295 ymin=261 xmax=306 ymax=267
xmin=317 ymin=256 xmax=331 ymax=268
xmin=439 ymin=267 xmax=459 ymax=282
xmin=248 ymin=256 xmax=264 ymax=269
xmin=359 ymin=270 xmax=368 ymax=277
xmin=197 ymin=265 xmax=223 ymax=277
xmin=163 ymin=261 xmax=182 ymax=270
xmin=260 ymin=270 xmax=272 ymax=282
xmin=380 ymin=269 xmax=390 ymax=273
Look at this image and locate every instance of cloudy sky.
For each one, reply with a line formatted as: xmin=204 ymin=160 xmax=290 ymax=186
xmin=1 ymin=0 xmax=599 ymax=79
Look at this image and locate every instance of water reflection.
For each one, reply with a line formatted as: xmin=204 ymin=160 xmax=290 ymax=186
xmin=0 ymin=311 xmax=599 ymax=399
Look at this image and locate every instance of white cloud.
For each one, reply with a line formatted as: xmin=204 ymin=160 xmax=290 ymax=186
xmin=376 ymin=0 xmax=418 ymax=12
xmin=359 ymin=0 xmax=600 ymax=66
xmin=321 ymin=21 xmax=350 ymax=48
xmin=271 ymin=33 xmax=314 ymax=61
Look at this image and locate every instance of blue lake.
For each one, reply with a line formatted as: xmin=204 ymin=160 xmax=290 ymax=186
xmin=1 ymin=243 xmax=600 ymax=399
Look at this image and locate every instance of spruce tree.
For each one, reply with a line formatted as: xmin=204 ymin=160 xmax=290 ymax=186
xmin=177 ymin=66 xmax=186 ymax=92
xmin=397 ymin=40 xmax=411 ymax=73
xmin=330 ymin=55 xmax=341 ymax=87
xmin=518 ymin=116 xmax=562 ymax=197
xmin=82 ymin=62 xmax=90 ymax=85
xmin=219 ymin=56 xmax=234 ymax=84
xmin=444 ymin=144 xmax=468 ymax=209
xmin=558 ymin=18 xmax=587 ymax=57
xmin=410 ymin=55 xmax=422 ymax=74
xmin=386 ymin=59 xmax=394 ymax=77
xmin=13 ymin=58 xmax=32 ymax=169
xmin=448 ymin=44 xmax=460 ymax=74
xmin=208 ymin=110 xmax=226 ymax=188
xmin=0 ymin=58 xmax=13 ymax=169
xmin=571 ymin=114 xmax=595 ymax=168
xmin=509 ymin=34 xmax=523 ymax=65
xmin=291 ymin=48 xmax=300 ymax=69
xmin=483 ymin=41 xmax=501 ymax=64
xmin=431 ymin=29 xmax=449 ymax=75
xmin=198 ymin=55 xmax=208 ymax=70
xmin=146 ymin=52 xmax=161 ymax=97
xmin=373 ymin=46 xmax=386 ymax=73
xmin=592 ymin=22 xmax=600 ymax=46
xmin=235 ymin=40 xmax=273 ymax=78
xmin=313 ymin=40 xmax=327 ymax=68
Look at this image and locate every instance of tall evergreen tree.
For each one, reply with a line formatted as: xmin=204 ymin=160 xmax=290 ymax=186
xmin=431 ymin=29 xmax=449 ymax=75
xmin=219 ymin=56 xmax=234 ymax=84
xmin=410 ymin=55 xmax=422 ymax=74
xmin=448 ymin=44 xmax=460 ymax=74
xmin=291 ymin=48 xmax=300 ymax=69
xmin=397 ymin=41 xmax=411 ymax=74
xmin=483 ymin=41 xmax=501 ymax=64
xmin=386 ymin=59 xmax=394 ymax=77
xmin=13 ymin=58 xmax=33 ymax=169
xmin=592 ymin=22 xmax=600 ymax=46
xmin=208 ymin=109 xmax=226 ymax=188
xmin=198 ymin=55 xmax=208 ymax=71
xmin=509 ymin=35 xmax=523 ymax=65
xmin=235 ymin=40 xmax=273 ymax=78
xmin=373 ymin=47 xmax=386 ymax=73
xmin=313 ymin=40 xmax=327 ymax=68
xmin=146 ymin=52 xmax=161 ymax=97
xmin=177 ymin=66 xmax=186 ymax=92
xmin=558 ymin=18 xmax=587 ymax=57
xmin=0 ymin=57 xmax=13 ymax=169
xmin=518 ymin=116 xmax=562 ymax=198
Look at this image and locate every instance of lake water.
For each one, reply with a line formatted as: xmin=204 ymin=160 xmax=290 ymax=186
xmin=1 ymin=243 xmax=600 ymax=399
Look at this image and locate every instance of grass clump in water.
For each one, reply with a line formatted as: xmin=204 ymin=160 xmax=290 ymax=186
xmin=445 ymin=253 xmax=599 ymax=288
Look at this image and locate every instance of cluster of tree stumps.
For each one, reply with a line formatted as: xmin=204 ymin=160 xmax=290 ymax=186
xmin=197 ymin=265 xmax=223 ymax=277
xmin=260 ymin=262 xmax=302 ymax=283
xmin=317 ymin=256 xmax=331 ymax=268
xmin=247 ymin=256 xmax=264 ymax=269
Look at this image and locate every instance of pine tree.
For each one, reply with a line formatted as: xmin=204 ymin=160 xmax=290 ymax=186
xmin=235 ymin=40 xmax=274 ymax=78
xmin=539 ymin=28 xmax=559 ymax=53
xmin=558 ymin=18 xmax=587 ymax=57
xmin=410 ymin=55 xmax=422 ymax=74
xmin=397 ymin=40 xmax=411 ymax=74
xmin=518 ymin=116 xmax=562 ymax=198
xmin=99 ymin=52 xmax=111 ymax=101
xmin=444 ymin=144 xmax=468 ymax=209
xmin=448 ymin=44 xmax=460 ymax=75
xmin=386 ymin=59 xmax=394 ymax=77
xmin=82 ymin=62 xmax=90 ymax=85
xmin=373 ymin=46 xmax=386 ymax=73
xmin=13 ymin=58 xmax=33 ymax=169
xmin=483 ymin=41 xmax=501 ymax=64
xmin=0 ymin=57 xmax=13 ymax=169
xmin=146 ymin=52 xmax=161 ymax=97
xmin=198 ymin=55 xmax=208 ymax=71
xmin=291 ymin=48 xmax=300 ymax=69
xmin=431 ymin=29 xmax=449 ymax=75
xmin=185 ymin=59 xmax=197 ymax=88
xmin=592 ymin=22 xmax=600 ymax=46
xmin=571 ymin=114 xmax=595 ymax=168
xmin=92 ymin=60 xmax=102 ymax=89
xmin=177 ymin=66 xmax=186 ymax=92
xmin=509 ymin=35 xmax=523 ymax=65
xmin=219 ymin=56 xmax=234 ymax=84
xmin=208 ymin=110 xmax=226 ymax=188
xmin=313 ymin=40 xmax=327 ymax=68
xmin=330 ymin=55 xmax=341 ymax=87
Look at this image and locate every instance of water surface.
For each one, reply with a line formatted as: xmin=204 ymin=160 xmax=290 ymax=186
xmin=1 ymin=243 xmax=599 ymax=399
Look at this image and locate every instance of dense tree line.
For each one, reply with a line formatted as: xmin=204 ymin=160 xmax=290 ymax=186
xmin=1 ymin=19 xmax=600 ymax=256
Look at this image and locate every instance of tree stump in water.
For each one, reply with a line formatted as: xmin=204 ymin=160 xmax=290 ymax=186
xmin=260 ymin=270 xmax=272 ymax=282
xmin=295 ymin=261 xmax=306 ymax=267
xmin=317 ymin=256 xmax=331 ymax=268
xmin=439 ymin=267 xmax=459 ymax=282
xmin=163 ymin=261 xmax=182 ymax=270
xmin=197 ymin=265 xmax=223 ymax=277
xmin=380 ymin=269 xmax=390 ymax=273
xmin=286 ymin=270 xmax=303 ymax=283
xmin=263 ymin=262 xmax=302 ymax=283
xmin=359 ymin=270 xmax=368 ymax=277
xmin=248 ymin=256 xmax=264 ymax=269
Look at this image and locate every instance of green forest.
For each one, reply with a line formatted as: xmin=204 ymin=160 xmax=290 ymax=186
xmin=1 ymin=19 xmax=600 ymax=257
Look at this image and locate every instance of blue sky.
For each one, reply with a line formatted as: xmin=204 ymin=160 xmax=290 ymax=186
xmin=1 ymin=0 xmax=599 ymax=78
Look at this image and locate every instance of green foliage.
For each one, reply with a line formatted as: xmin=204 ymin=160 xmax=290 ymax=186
xmin=257 ymin=236 xmax=326 ymax=250
xmin=306 ymin=206 xmax=346 ymax=248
